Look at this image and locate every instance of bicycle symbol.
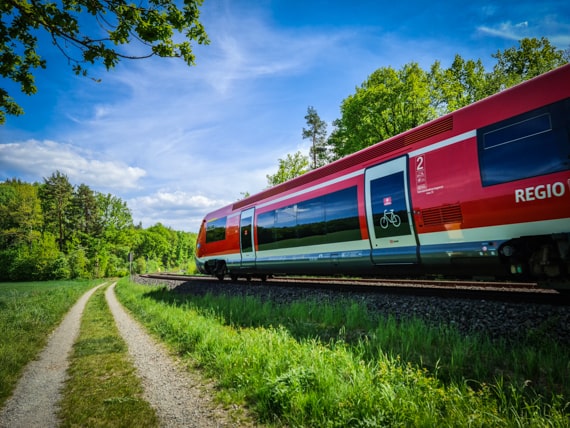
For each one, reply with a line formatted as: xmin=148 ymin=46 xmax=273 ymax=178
xmin=380 ymin=209 xmax=401 ymax=229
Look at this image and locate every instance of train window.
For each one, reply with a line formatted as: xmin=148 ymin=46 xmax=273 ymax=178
xmin=323 ymin=187 xmax=361 ymax=243
xmin=274 ymin=205 xmax=298 ymax=244
xmin=257 ymin=211 xmax=275 ymax=250
xmin=205 ymin=217 xmax=227 ymax=243
xmin=255 ymin=186 xmax=361 ymax=251
xmin=478 ymin=99 xmax=570 ymax=186
xmin=297 ymin=198 xmax=325 ymax=242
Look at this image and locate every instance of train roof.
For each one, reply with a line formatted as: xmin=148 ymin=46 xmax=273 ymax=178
xmin=225 ymin=63 xmax=570 ymax=215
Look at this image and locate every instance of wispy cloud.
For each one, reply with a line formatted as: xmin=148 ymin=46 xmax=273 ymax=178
xmin=478 ymin=21 xmax=530 ymax=41
xmin=0 ymin=140 xmax=146 ymax=189
xmin=477 ymin=16 xmax=570 ymax=46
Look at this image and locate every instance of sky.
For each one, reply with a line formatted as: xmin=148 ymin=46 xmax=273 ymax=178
xmin=1 ymin=0 xmax=569 ymax=232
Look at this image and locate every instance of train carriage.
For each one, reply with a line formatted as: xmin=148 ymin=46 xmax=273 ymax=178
xmin=196 ymin=64 xmax=570 ymax=289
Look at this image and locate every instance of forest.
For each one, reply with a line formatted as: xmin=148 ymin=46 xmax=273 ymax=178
xmin=0 ymin=171 xmax=197 ymax=281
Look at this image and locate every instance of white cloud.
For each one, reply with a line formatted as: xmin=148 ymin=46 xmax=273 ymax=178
xmin=128 ymin=190 xmax=230 ymax=231
xmin=0 ymin=139 xmax=146 ymax=189
xmin=477 ymin=16 xmax=570 ymax=47
xmin=478 ymin=21 xmax=530 ymax=41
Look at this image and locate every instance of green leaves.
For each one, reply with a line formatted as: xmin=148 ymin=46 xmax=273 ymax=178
xmin=266 ymin=151 xmax=310 ymax=187
xmin=1 ymin=0 xmax=209 ymax=123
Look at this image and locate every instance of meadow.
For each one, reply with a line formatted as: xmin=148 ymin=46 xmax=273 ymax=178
xmin=2 ymin=278 xmax=568 ymax=426
xmin=0 ymin=280 xmax=97 ymax=407
xmin=115 ymin=278 xmax=570 ymax=427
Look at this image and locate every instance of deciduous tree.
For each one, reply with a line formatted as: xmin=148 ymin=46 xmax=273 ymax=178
xmin=1 ymin=0 xmax=209 ymax=123
xmin=266 ymin=151 xmax=309 ymax=187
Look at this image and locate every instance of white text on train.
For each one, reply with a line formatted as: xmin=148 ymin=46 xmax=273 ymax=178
xmin=515 ymin=182 xmax=565 ymax=203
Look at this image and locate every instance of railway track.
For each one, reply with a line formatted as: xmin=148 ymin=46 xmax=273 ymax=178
xmin=140 ymin=273 xmax=567 ymax=306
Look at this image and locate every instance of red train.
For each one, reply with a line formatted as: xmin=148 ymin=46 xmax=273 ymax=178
xmin=196 ymin=64 xmax=570 ymax=289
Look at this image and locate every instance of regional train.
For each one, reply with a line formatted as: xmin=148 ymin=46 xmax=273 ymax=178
xmin=195 ymin=64 xmax=570 ymax=290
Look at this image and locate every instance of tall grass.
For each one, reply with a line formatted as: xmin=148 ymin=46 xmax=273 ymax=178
xmin=115 ymin=279 xmax=570 ymax=427
xmin=0 ymin=280 xmax=97 ymax=407
xmin=58 ymin=284 xmax=158 ymax=427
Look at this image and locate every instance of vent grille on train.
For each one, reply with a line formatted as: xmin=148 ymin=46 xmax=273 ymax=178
xmin=421 ymin=204 xmax=463 ymax=226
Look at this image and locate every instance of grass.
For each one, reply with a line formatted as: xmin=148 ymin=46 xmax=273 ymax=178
xmin=115 ymin=278 xmax=570 ymax=427
xmin=0 ymin=280 xmax=98 ymax=407
xmin=57 ymin=283 xmax=159 ymax=427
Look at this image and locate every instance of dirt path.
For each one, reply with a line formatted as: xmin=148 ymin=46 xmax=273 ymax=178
xmin=0 ymin=283 xmax=106 ymax=428
xmin=1 ymin=282 xmax=255 ymax=427
xmin=105 ymin=283 xmax=246 ymax=427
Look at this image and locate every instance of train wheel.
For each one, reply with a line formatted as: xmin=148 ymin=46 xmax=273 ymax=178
xmin=215 ymin=261 xmax=227 ymax=281
xmin=230 ymin=274 xmax=238 ymax=282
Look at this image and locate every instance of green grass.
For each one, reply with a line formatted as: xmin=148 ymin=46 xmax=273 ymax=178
xmin=0 ymin=280 xmax=98 ymax=407
xmin=58 ymin=283 xmax=159 ymax=427
xmin=115 ymin=278 xmax=570 ymax=427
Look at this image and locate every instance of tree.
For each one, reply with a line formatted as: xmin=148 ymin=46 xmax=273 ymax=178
xmin=429 ymin=56 xmax=492 ymax=114
xmin=0 ymin=179 xmax=42 ymax=248
xmin=302 ymin=106 xmax=329 ymax=169
xmin=266 ymin=151 xmax=310 ymax=187
xmin=1 ymin=0 xmax=209 ymax=124
xmin=72 ymin=184 xmax=102 ymax=238
xmin=39 ymin=171 xmax=74 ymax=252
xmin=490 ymin=37 xmax=569 ymax=90
xmin=329 ymin=63 xmax=435 ymax=159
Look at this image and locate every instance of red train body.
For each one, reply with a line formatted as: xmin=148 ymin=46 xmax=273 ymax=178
xmin=196 ymin=64 xmax=570 ymax=289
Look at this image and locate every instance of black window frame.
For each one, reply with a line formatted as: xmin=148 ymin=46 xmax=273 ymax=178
xmin=477 ymin=98 xmax=570 ymax=187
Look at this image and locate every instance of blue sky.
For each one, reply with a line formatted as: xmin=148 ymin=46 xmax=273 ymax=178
xmin=1 ymin=0 xmax=569 ymax=232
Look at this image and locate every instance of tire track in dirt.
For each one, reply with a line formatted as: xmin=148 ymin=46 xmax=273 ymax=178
xmin=105 ymin=283 xmax=248 ymax=427
xmin=0 ymin=283 xmax=106 ymax=428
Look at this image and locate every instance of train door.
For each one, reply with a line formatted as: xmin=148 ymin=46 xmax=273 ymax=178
xmin=240 ymin=208 xmax=256 ymax=268
xmin=365 ymin=156 xmax=418 ymax=264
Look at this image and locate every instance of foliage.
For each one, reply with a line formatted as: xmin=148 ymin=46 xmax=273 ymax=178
xmin=0 ymin=171 xmax=196 ymax=280
xmin=303 ymin=106 xmax=330 ymax=169
xmin=327 ymin=37 xmax=569 ymax=160
xmin=0 ymin=280 xmax=96 ymax=407
xmin=0 ymin=0 xmax=209 ymax=124
xmin=116 ymin=279 xmax=570 ymax=427
xmin=266 ymin=151 xmax=310 ymax=187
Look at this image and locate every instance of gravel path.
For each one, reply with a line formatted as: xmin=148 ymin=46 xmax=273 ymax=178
xmin=1 ymin=282 xmax=255 ymax=428
xmin=105 ymin=283 xmax=245 ymax=427
xmin=0 ymin=282 xmax=105 ymax=428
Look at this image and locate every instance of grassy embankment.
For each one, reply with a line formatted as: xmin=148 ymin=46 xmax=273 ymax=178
xmin=115 ymin=277 xmax=570 ymax=427
xmin=0 ymin=280 xmax=96 ymax=407
xmin=57 ymin=283 xmax=158 ymax=427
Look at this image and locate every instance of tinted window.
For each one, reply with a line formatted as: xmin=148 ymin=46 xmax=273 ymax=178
xmin=370 ymin=172 xmax=411 ymax=239
xmin=206 ymin=217 xmax=226 ymax=243
xmin=323 ymin=187 xmax=361 ymax=243
xmin=256 ymin=186 xmax=361 ymax=251
xmin=478 ymin=99 xmax=570 ymax=186
xmin=240 ymin=216 xmax=253 ymax=252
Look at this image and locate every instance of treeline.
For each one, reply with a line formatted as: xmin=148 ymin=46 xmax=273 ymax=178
xmin=0 ymin=171 xmax=196 ymax=281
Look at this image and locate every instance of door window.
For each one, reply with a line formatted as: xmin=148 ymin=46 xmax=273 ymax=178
xmin=370 ymin=171 xmax=411 ymax=239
